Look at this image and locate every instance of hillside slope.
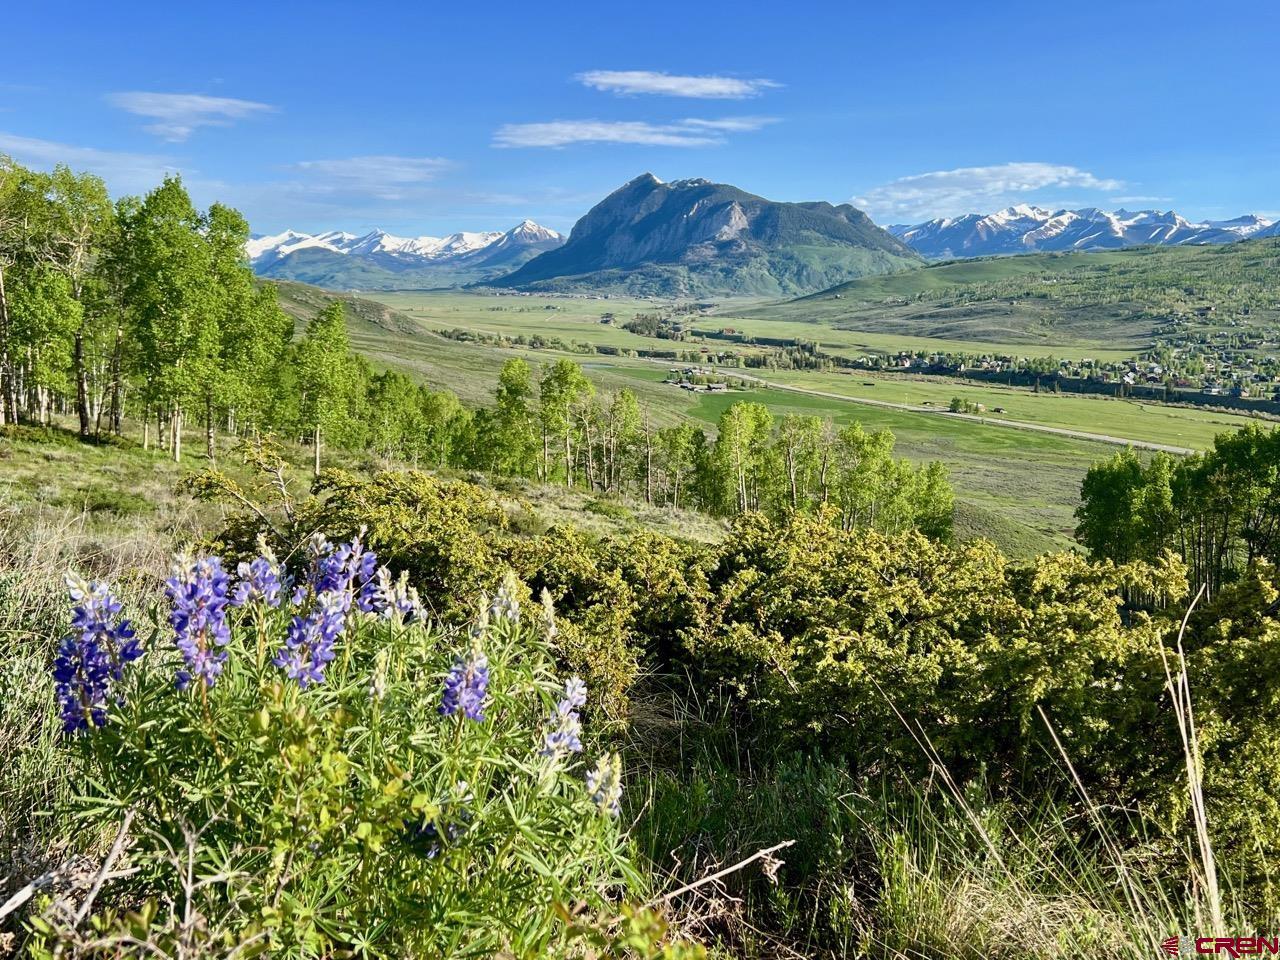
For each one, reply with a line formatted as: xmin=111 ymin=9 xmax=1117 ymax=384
xmin=490 ymin=174 xmax=920 ymax=297
xmin=733 ymin=238 xmax=1280 ymax=348
xmin=269 ymin=279 xmax=424 ymax=336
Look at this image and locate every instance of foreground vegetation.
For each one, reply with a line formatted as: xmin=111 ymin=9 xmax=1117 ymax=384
xmin=3 ymin=418 xmax=1280 ymax=956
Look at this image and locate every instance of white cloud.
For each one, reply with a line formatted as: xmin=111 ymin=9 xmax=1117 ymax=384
xmin=0 ymin=131 xmax=178 ymax=193
xmin=107 ymin=92 xmax=274 ymax=141
xmin=292 ymin=155 xmax=452 ymax=184
xmin=288 ymin=155 xmax=454 ymax=201
xmin=677 ymin=116 xmax=777 ymax=132
xmin=1108 ymin=195 xmax=1173 ymax=205
xmin=576 ymin=70 xmax=779 ymax=99
xmin=493 ymin=117 xmax=776 ymax=148
xmin=853 ymin=162 xmax=1124 ymax=220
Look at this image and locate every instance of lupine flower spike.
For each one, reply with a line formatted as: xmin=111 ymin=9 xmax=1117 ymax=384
xmin=275 ymin=531 xmax=379 ymax=687
xmin=470 ymin=595 xmax=491 ymax=641
xmin=490 ymin=571 xmax=521 ymax=624
xmin=166 ymin=553 xmax=233 ymax=691
xmin=231 ymin=536 xmax=285 ymax=608
xmin=541 ymin=676 xmax=586 ymax=759
xmin=274 ymin=591 xmax=345 ymax=687
xmin=374 ymin=566 xmax=423 ymax=624
xmin=370 ymin=648 xmax=389 ymax=701
xmin=539 ymin=587 xmax=558 ymax=641
xmin=54 ymin=575 xmax=141 ymax=734
xmin=440 ymin=635 xmax=490 ymax=722
xmin=345 ymin=542 xmax=383 ymax=615
xmin=586 ymin=753 xmax=623 ymax=817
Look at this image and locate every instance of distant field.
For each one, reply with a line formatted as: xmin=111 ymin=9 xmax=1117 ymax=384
xmin=366 ymin=288 xmax=1136 ymax=362
xmin=687 ymin=312 xmax=1139 ymax=362
xmin=760 ymin=368 xmax=1263 ymax=451
xmin=367 ymin=290 xmax=764 ymax=354
xmin=726 ymin=293 xmax=1150 ymax=359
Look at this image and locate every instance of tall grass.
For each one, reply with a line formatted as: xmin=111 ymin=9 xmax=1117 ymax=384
xmin=0 ymin=505 xmax=176 ymax=902
xmin=627 ymin=675 xmax=1259 ymax=960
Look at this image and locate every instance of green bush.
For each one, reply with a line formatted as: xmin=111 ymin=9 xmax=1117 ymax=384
xmin=679 ymin=512 xmax=1184 ymax=786
xmin=195 ymin=462 xmax=711 ymax=721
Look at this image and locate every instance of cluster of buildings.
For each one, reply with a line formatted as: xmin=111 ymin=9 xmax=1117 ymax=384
xmin=664 ymin=366 xmax=731 ymax=392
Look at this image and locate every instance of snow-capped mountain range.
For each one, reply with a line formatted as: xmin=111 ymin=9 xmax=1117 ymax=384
xmin=888 ymin=205 xmax=1279 ymax=259
xmin=247 ymin=220 xmax=565 ymax=290
xmin=247 ymin=219 xmax=562 ymax=270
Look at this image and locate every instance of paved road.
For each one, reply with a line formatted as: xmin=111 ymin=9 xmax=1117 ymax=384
xmin=649 ymin=361 xmax=1197 ymax=455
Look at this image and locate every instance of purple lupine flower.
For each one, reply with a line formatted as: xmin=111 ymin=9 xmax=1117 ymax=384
xmin=292 ymin=533 xmax=353 ymax=604
xmin=274 ymin=590 xmax=345 ymax=688
xmin=231 ymin=540 xmax=285 ymax=608
xmin=165 ymin=555 xmax=232 ymax=691
xmin=310 ymin=533 xmax=379 ymax=608
xmin=311 ymin=543 xmax=353 ymax=599
xmin=440 ymin=647 xmax=489 ymax=722
xmin=54 ymin=575 xmax=141 ymax=734
xmin=586 ymin=753 xmax=623 ymax=818
xmin=348 ymin=545 xmax=381 ymax=614
xmin=273 ymin=532 xmax=376 ymax=687
xmin=541 ymin=676 xmax=586 ymax=759
xmin=561 ymin=676 xmax=587 ymax=711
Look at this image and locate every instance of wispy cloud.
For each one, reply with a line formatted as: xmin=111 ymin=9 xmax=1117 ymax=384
xmin=1108 ymin=195 xmax=1173 ymax=206
xmin=288 ymin=155 xmax=454 ymax=201
xmin=107 ymin=91 xmax=274 ymax=141
xmin=853 ymin=162 xmax=1124 ymax=220
xmin=0 ymin=131 xmax=177 ymax=193
xmin=494 ymin=116 xmax=776 ymax=148
xmin=677 ymin=117 xmax=777 ymax=132
xmin=576 ymin=70 xmax=780 ymax=99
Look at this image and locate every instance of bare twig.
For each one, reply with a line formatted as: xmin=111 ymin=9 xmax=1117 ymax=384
xmin=0 ymin=865 xmax=64 ymax=923
xmin=644 ymin=839 xmax=796 ymax=910
xmin=73 ymin=809 xmax=136 ymax=927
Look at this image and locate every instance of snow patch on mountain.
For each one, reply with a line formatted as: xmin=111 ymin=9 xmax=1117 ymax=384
xmin=246 ymin=222 xmax=562 ymax=268
xmin=888 ymin=206 xmax=1276 ymax=258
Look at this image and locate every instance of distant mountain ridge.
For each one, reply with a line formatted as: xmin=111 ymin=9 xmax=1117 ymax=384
xmin=248 ymin=220 xmax=564 ymax=289
xmin=889 ymin=205 xmax=1279 ymax=259
xmin=490 ymin=174 xmax=920 ymax=297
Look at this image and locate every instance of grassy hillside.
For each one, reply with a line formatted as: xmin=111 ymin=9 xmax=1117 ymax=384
xmin=271 ymin=278 xmax=422 ymax=336
xmin=733 ymin=238 xmax=1280 ymax=352
xmin=0 ymin=422 xmax=725 ymax=551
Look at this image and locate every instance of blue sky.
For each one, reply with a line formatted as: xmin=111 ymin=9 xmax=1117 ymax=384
xmin=2 ymin=0 xmax=1277 ymax=236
